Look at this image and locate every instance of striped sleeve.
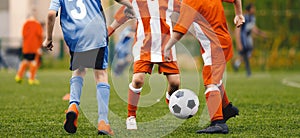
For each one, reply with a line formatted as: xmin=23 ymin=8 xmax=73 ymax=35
xmin=173 ymin=0 xmax=199 ymax=34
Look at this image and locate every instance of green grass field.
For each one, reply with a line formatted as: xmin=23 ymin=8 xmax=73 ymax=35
xmin=0 ymin=69 xmax=299 ymax=137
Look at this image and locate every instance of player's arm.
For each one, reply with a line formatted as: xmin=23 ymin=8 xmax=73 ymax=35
xmin=165 ymin=5 xmax=189 ymax=61
xmin=234 ymin=27 xmax=243 ymax=51
xmin=43 ymin=10 xmax=56 ymax=51
xmin=165 ymin=32 xmax=184 ymax=52
xmin=164 ymin=0 xmax=198 ymax=62
xmin=232 ymin=0 xmax=245 ymax=28
xmin=164 ymin=31 xmax=184 ymax=62
xmin=115 ymin=0 xmax=135 ymax=19
xmin=108 ymin=20 xmax=124 ymax=36
xmin=108 ymin=6 xmax=131 ymax=36
xmin=252 ymin=26 xmax=268 ymax=38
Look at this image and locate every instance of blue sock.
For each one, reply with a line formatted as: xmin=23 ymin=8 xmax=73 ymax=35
xmin=69 ymin=76 xmax=83 ymax=106
xmin=97 ymin=82 xmax=110 ymax=124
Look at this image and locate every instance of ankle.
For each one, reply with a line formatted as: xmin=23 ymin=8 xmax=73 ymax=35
xmin=211 ymin=119 xmax=225 ymax=125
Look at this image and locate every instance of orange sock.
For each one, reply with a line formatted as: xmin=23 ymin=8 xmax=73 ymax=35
xmin=17 ymin=61 xmax=29 ymax=78
xmin=127 ymin=85 xmax=141 ymax=117
xmin=219 ymin=84 xmax=230 ymax=108
xmin=205 ymin=89 xmax=223 ymax=122
xmin=29 ymin=62 xmax=38 ymax=80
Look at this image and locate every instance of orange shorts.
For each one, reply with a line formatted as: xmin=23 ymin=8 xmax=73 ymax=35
xmin=133 ymin=60 xmax=180 ymax=75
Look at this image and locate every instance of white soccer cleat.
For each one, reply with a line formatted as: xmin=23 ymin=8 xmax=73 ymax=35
xmin=126 ymin=116 xmax=137 ymax=130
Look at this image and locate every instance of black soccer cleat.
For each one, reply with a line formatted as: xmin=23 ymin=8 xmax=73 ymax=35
xmin=223 ymin=103 xmax=239 ymax=122
xmin=64 ymin=104 xmax=79 ymax=134
xmin=64 ymin=111 xmax=78 ymax=134
xmin=196 ymin=123 xmax=229 ymax=134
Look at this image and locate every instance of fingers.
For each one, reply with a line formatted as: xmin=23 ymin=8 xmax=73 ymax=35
xmin=42 ymin=39 xmax=54 ymax=51
xmin=46 ymin=42 xmax=53 ymax=51
xmin=165 ymin=57 xmax=172 ymax=62
xmin=234 ymin=15 xmax=245 ymax=28
xmin=164 ymin=51 xmax=172 ymax=62
xmin=124 ymin=8 xmax=135 ymax=19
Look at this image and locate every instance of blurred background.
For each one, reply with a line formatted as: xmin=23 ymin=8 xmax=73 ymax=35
xmin=0 ymin=0 xmax=299 ymax=72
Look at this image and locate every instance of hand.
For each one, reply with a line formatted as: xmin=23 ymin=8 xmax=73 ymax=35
xmin=124 ymin=7 xmax=135 ymax=19
xmin=237 ymin=44 xmax=243 ymax=51
xmin=37 ymin=48 xmax=43 ymax=55
xmin=43 ymin=39 xmax=54 ymax=51
xmin=234 ymin=14 xmax=245 ymax=28
xmin=164 ymin=48 xmax=172 ymax=62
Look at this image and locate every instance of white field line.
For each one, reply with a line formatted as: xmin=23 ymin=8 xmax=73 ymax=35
xmin=282 ymin=78 xmax=300 ymax=88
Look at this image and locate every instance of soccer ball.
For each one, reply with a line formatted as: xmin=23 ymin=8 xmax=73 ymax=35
xmin=168 ymin=89 xmax=199 ymax=119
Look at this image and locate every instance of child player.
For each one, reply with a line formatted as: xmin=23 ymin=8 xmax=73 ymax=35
xmin=108 ymin=0 xmax=181 ymax=130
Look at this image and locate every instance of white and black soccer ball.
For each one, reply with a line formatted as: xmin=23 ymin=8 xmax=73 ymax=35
xmin=168 ymin=89 xmax=199 ymax=119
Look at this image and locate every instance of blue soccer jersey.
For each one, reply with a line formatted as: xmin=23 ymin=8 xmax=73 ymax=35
xmin=240 ymin=14 xmax=256 ymax=50
xmin=49 ymin=0 xmax=108 ymax=52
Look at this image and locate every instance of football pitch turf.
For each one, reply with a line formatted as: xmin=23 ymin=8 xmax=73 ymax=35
xmin=0 ymin=70 xmax=299 ymax=137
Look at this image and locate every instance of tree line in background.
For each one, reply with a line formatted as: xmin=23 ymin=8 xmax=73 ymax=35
xmin=223 ymin=0 xmax=300 ymax=70
xmin=1 ymin=0 xmax=299 ymax=71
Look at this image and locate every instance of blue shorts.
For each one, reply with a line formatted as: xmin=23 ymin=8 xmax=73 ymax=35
xmin=69 ymin=47 xmax=108 ymax=71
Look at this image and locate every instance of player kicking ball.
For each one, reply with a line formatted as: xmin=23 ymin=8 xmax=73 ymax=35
xmin=43 ymin=0 xmax=134 ymax=135
xmin=108 ymin=0 xmax=181 ymax=130
xmin=164 ymin=0 xmax=244 ymax=134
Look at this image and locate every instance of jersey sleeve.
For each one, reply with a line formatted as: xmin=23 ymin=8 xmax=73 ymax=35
xmin=49 ymin=0 xmax=61 ymax=11
xmin=222 ymin=0 xmax=235 ymax=3
xmin=173 ymin=0 xmax=199 ymax=34
xmin=114 ymin=6 xmax=129 ymax=24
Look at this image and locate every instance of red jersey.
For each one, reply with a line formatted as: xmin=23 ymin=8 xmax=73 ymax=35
xmin=22 ymin=20 xmax=43 ymax=54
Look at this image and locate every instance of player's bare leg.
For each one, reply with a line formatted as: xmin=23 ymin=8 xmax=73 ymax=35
xmin=15 ymin=60 xmax=30 ymax=83
xmin=127 ymin=72 xmax=145 ymax=130
xmin=72 ymin=67 xmax=87 ymax=77
xmin=165 ymin=74 xmax=180 ymax=104
xmin=28 ymin=60 xmax=39 ymax=85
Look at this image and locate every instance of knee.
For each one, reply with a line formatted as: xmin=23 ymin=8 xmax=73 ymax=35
xmin=73 ymin=68 xmax=87 ymax=77
xmin=94 ymin=69 xmax=108 ymax=83
xmin=132 ymin=77 xmax=144 ymax=88
xmin=30 ymin=61 xmax=37 ymax=66
xmin=169 ymin=78 xmax=180 ymax=89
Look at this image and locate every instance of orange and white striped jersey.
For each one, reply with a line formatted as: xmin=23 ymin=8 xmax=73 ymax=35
xmin=113 ymin=0 xmax=180 ymax=62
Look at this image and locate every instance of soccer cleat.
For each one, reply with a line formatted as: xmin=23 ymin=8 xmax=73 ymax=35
xmin=64 ymin=104 xmax=79 ymax=134
xmin=223 ymin=103 xmax=239 ymax=122
xmin=28 ymin=79 xmax=40 ymax=85
xmin=15 ymin=76 xmax=22 ymax=83
xmin=62 ymin=93 xmax=70 ymax=101
xmin=232 ymin=59 xmax=241 ymax=72
xmin=126 ymin=116 xmax=137 ymax=130
xmin=98 ymin=120 xmax=114 ymax=136
xmin=196 ymin=123 xmax=229 ymax=134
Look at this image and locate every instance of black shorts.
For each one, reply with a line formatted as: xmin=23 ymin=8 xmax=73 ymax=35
xmin=23 ymin=54 xmax=36 ymax=61
xmin=69 ymin=47 xmax=108 ymax=71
